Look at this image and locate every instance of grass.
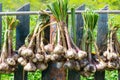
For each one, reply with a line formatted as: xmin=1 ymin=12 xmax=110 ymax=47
xmin=0 ymin=70 xmax=118 ymax=80
xmin=80 ymin=70 xmax=118 ymax=80
xmin=28 ymin=70 xmax=42 ymax=80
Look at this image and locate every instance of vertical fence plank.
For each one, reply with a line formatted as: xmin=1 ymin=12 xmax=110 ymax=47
xmin=41 ymin=12 xmax=51 ymax=80
xmin=14 ymin=3 xmax=30 ymax=80
xmin=42 ymin=15 xmax=66 ymax=80
xmin=68 ymin=4 xmax=85 ymax=80
xmin=76 ymin=4 xmax=85 ymax=46
xmin=118 ymin=69 xmax=120 ymax=80
xmin=94 ymin=6 xmax=108 ymax=80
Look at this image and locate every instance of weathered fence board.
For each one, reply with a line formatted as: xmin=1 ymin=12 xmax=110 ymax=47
xmin=94 ymin=6 xmax=108 ymax=80
xmin=118 ymin=70 xmax=120 ymax=80
xmin=14 ymin=3 xmax=30 ymax=80
xmin=42 ymin=15 xmax=66 ymax=80
xmin=68 ymin=4 xmax=85 ymax=80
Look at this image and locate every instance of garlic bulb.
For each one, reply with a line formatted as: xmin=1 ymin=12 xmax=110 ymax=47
xmin=7 ymin=58 xmax=16 ymax=66
xmin=35 ymin=53 xmax=44 ymax=62
xmin=84 ymin=63 xmax=96 ymax=73
xmin=53 ymin=44 xmax=65 ymax=54
xmin=24 ymin=62 xmax=36 ymax=71
xmin=21 ymin=48 xmax=34 ymax=57
xmin=37 ymin=63 xmax=48 ymax=70
xmin=65 ymin=48 xmax=76 ymax=59
xmin=44 ymin=44 xmax=53 ymax=53
xmin=75 ymin=51 xmax=87 ymax=60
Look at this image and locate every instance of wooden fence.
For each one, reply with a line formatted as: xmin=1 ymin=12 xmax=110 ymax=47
xmin=0 ymin=3 xmax=119 ymax=80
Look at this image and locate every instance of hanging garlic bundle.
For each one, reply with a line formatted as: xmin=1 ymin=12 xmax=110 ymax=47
xmin=18 ymin=14 xmax=50 ymax=71
xmin=103 ymin=25 xmax=120 ymax=70
xmin=0 ymin=17 xmax=19 ymax=73
xmin=80 ymin=10 xmax=99 ymax=76
xmin=92 ymin=43 xmax=107 ymax=71
xmin=0 ymin=30 xmax=9 ymax=72
xmin=47 ymin=0 xmax=87 ymax=70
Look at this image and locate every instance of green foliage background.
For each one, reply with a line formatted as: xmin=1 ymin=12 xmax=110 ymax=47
xmin=0 ymin=0 xmax=120 ymax=10
xmin=0 ymin=0 xmax=120 ymax=80
xmin=1 ymin=0 xmax=120 ymax=23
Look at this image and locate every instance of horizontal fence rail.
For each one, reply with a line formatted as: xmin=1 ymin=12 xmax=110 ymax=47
xmin=0 ymin=10 xmax=120 ymax=16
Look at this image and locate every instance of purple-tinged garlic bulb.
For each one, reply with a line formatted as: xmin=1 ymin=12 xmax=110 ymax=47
xmin=63 ymin=60 xmax=73 ymax=69
xmin=32 ymin=57 xmax=37 ymax=63
xmin=50 ymin=54 xmax=59 ymax=61
xmin=74 ymin=61 xmax=80 ymax=71
xmin=53 ymin=23 xmax=65 ymax=55
xmin=44 ymin=44 xmax=53 ymax=53
xmin=37 ymin=63 xmax=48 ymax=70
xmin=70 ymin=37 xmax=87 ymax=60
xmin=44 ymin=54 xmax=51 ymax=62
xmin=6 ymin=58 xmax=16 ymax=66
xmin=107 ymin=61 xmax=119 ymax=69
xmin=20 ymin=48 xmax=34 ymax=57
xmin=103 ymin=50 xmax=109 ymax=58
xmin=64 ymin=26 xmax=76 ymax=59
xmin=13 ymin=53 xmax=19 ymax=61
xmin=18 ymin=45 xmax=26 ymax=55
xmin=18 ymin=57 xmax=27 ymax=66
xmin=84 ymin=63 xmax=96 ymax=73
xmin=75 ymin=50 xmax=87 ymax=60
xmin=107 ymin=52 xmax=118 ymax=61
xmin=79 ymin=59 xmax=89 ymax=68
xmin=65 ymin=48 xmax=76 ymax=59
xmin=53 ymin=44 xmax=65 ymax=54
xmin=0 ymin=62 xmax=9 ymax=71
xmin=35 ymin=53 xmax=44 ymax=62
xmin=24 ymin=61 xmax=36 ymax=71
xmin=95 ymin=61 xmax=107 ymax=71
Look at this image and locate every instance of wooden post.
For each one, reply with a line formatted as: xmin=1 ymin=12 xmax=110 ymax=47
xmin=94 ymin=6 xmax=108 ymax=80
xmin=68 ymin=4 xmax=85 ymax=80
xmin=14 ymin=3 xmax=30 ymax=80
xmin=42 ymin=15 xmax=66 ymax=80
xmin=118 ymin=69 xmax=120 ymax=80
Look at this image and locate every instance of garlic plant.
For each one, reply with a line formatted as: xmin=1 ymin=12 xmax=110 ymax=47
xmin=103 ymin=25 xmax=120 ymax=70
xmin=0 ymin=17 xmax=19 ymax=73
xmin=18 ymin=14 xmax=50 ymax=71
xmin=80 ymin=10 xmax=99 ymax=76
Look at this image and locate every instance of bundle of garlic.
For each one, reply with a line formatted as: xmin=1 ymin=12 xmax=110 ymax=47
xmin=79 ymin=10 xmax=99 ymax=77
xmin=103 ymin=25 xmax=120 ymax=70
xmin=18 ymin=14 xmax=51 ymax=72
xmin=47 ymin=0 xmax=87 ymax=70
xmin=0 ymin=17 xmax=19 ymax=73
xmin=17 ymin=0 xmax=87 ymax=72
